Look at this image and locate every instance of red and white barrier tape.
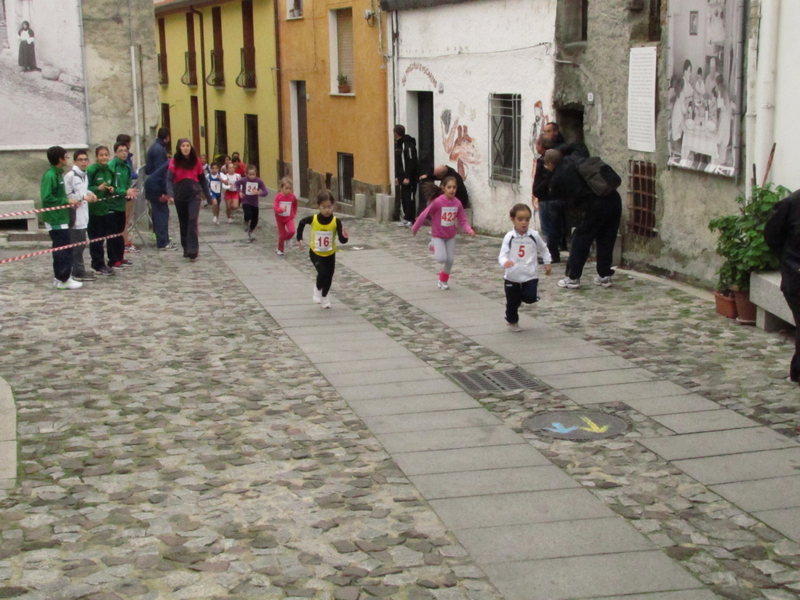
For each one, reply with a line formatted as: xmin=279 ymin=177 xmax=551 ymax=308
xmin=0 ymin=194 xmax=128 ymax=220
xmin=0 ymin=232 xmax=125 ymax=265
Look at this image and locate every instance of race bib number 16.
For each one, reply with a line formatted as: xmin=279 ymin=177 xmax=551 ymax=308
xmin=315 ymin=230 xmax=333 ymax=251
xmin=440 ymin=207 xmax=457 ymax=227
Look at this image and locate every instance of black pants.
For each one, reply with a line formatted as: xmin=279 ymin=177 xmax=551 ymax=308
xmin=49 ymin=228 xmax=72 ymax=283
xmin=310 ymin=250 xmax=336 ymax=296
xmin=566 ymin=194 xmax=622 ymax=280
xmin=784 ymin=290 xmax=800 ymax=383
xmin=504 ymin=278 xmax=539 ymax=324
xmin=539 ymin=200 xmax=564 ymax=263
xmin=87 ymin=213 xmax=109 ymax=271
xmin=107 ymin=210 xmax=126 ymax=265
xmin=243 ymin=204 xmax=259 ymax=232
xmin=401 ymin=183 xmax=417 ymax=222
xmin=175 ymin=198 xmax=201 ymax=258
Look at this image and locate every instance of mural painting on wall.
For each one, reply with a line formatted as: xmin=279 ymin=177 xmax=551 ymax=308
xmin=441 ymin=108 xmax=481 ymax=180
xmin=528 ymin=101 xmax=548 ymax=179
xmin=667 ymin=0 xmax=744 ymax=178
xmin=0 ymin=0 xmax=88 ymax=149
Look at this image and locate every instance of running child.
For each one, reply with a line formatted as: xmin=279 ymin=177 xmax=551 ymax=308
xmin=296 ymin=190 xmax=349 ymax=308
xmin=208 ymin=162 xmax=223 ymax=224
xmin=498 ymin=203 xmax=551 ymax=332
xmin=274 ymin=176 xmax=298 ymax=255
xmin=235 ymin=164 xmax=268 ymax=241
xmin=411 ymin=175 xmax=475 ymax=289
xmin=220 ymin=162 xmax=241 ymax=224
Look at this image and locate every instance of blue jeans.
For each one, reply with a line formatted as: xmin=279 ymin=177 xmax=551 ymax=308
xmin=538 ymin=200 xmax=564 ymax=262
xmin=149 ymin=198 xmax=171 ymax=248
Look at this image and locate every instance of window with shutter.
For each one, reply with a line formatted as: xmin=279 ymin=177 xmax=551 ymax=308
xmin=329 ymin=8 xmax=354 ymax=93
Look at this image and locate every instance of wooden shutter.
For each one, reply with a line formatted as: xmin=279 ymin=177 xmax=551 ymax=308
xmin=336 ymin=9 xmax=354 ymax=88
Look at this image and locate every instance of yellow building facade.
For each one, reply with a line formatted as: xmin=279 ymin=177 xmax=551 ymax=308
xmin=154 ymin=0 xmax=280 ymax=188
xmin=277 ymin=0 xmax=390 ymax=210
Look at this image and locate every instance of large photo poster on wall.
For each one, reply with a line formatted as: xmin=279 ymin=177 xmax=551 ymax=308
xmin=667 ymin=0 xmax=745 ymax=177
xmin=0 ymin=0 xmax=88 ymax=149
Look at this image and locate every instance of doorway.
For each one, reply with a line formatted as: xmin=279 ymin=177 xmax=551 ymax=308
xmin=409 ymin=91 xmax=434 ymax=176
xmin=244 ymin=114 xmax=259 ymax=174
xmin=556 ymin=108 xmax=585 ymax=145
xmin=291 ymin=80 xmax=309 ymax=198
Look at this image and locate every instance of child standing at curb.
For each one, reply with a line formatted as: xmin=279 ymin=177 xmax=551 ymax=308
xmin=108 ymin=142 xmax=138 ymax=269
xmin=296 ymin=190 xmax=349 ymax=309
xmin=41 ymin=146 xmax=81 ymax=290
xmin=86 ymin=146 xmax=115 ymax=276
xmin=64 ymin=149 xmax=97 ymax=282
xmin=411 ymin=176 xmax=475 ymax=290
xmin=274 ymin=177 xmax=297 ymax=255
xmin=499 ymin=203 xmax=551 ymax=332
xmin=235 ymin=164 xmax=268 ymax=241
xmin=220 ymin=162 xmax=241 ymax=224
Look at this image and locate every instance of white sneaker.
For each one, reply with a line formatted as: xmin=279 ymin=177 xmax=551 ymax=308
xmin=227 ymin=218 xmax=233 ymax=224
xmin=397 ymin=220 xmax=410 ymax=227
xmin=438 ymin=281 xmax=449 ymax=290
xmin=56 ymin=277 xmax=83 ymax=290
xmin=593 ymin=275 xmax=612 ymax=288
xmin=320 ymin=296 xmax=331 ymax=309
xmin=213 ymin=216 xmax=219 ymax=225
xmin=507 ymin=322 xmax=522 ymax=333
xmin=247 ymin=230 xmax=254 ymax=242
xmin=276 ymin=249 xmax=284 ymax=256
xmin=53 ymin=278 xmax=59 ymax=287
xmin=557 ymin=277 xmax=580 ymax=289
xmin=313 ymin=287 xmax=322 ymax=304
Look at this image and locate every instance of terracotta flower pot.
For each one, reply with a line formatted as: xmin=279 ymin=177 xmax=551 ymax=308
xmin=732 ymin=289 xmax=757 ymax=325
xmin=714 ymin=291 xmax=738 ymax=319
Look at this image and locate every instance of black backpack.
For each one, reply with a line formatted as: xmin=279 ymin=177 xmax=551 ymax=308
xmin=577 ymin=157 xmax=622 ymax=197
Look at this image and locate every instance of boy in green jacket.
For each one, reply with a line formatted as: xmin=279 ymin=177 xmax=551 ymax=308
xmin=86 ymin=146 xmax=115 ymax=275
xmin=107 ymin=142 xmax=138 ymax=268
xmin=41 ymin=146 xmax=81 ymax=290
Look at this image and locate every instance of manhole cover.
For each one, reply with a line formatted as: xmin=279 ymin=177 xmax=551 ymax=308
xmin=525 ymin=411 xmax=628 ymax=440
xmin=448 ymin=367 xmax=547 ymax=394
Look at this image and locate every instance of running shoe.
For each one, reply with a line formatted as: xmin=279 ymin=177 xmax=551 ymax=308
xmin=124 ymin=244 xmax=140 ymax=253
xmin=213 ymin=216 xmax=219 ymax=225
xmin=557 ymin=277 xmax=580 ymax=289
xmin=593 ymin=275 xmax=612 ymax=288
xmin=276 ymin=249 xmax=284 ymax=256
xmin=507 ymin=322 xmax=522 ymax=333
xmin=56 ymin=278 xmax=83 ymax=290
xmin=227 ymin=218 xmax=233 ymax=224
xmin=313 ymin=287 xmax=322 ymax=304
xmin=74 ymin=273 xmax=96 ymax=282
xmin=438 ymin=281 xmax=449 ymax=290
xmin=320 ymin=296 xmax=331 ymax=309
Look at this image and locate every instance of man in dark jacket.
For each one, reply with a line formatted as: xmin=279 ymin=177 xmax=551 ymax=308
xmin=419 ymin=164 xmax=470 ymax=209
xmin=533 ymin=135 xmax=562 ymax=263
xmin=394 ymin=125 xmax=418 ymax=226
xmin=764 ymin=190 xmax=800 ymax=383
xmin=145 ymin=128 xmax=170 ymax=175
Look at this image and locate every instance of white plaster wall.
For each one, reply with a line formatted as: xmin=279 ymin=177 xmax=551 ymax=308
xmin=769 ymin=1 xmax=800 ymax=191
xmin=392 ymin=0 xmax=558 ymax=234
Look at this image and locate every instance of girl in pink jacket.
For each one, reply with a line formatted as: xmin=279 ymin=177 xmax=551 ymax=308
xmin=411 ymin=176 xmax=475 ymax=289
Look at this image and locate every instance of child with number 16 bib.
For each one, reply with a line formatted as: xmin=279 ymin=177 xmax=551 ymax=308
xmin=498 ymin=203 xmax=551 ymax=332
xmin=411 ymin=176 xmax=475 ymax=290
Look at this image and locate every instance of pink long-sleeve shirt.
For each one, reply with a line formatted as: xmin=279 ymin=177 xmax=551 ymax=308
xmin=273 ymin=192 xmax=298 ymax=221
xmin=411 ymin=194 xmax=474 ymax=239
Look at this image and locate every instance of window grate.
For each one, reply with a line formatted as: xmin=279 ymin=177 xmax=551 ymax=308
xmin=628 ymin=160 xmax=657 ymax=237
xmin=489 ymin=94 xmax=522 ymax=185
xmin=448 ymin=367 xmax=546 ymax=394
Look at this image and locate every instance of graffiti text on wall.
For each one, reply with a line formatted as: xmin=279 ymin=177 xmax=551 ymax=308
xmin=402 ymin=62 xmax=437 ymax=88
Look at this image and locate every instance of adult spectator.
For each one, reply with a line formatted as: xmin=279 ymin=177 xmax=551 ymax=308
xmin=146 ymin=128 xmax=170 ymax=175
xmin=532 ymin=135 xmax=563 ymax=263
xmin=394 ymin=124 xmax=419 ymax=227
xmin=545 ymin=149 xmax=622 ymax=289
xmin=144 ymin=160 xmax=175 ymax=251
xmin=764 ymin=191 xmax=800 ymax=384
xmin=18 ymin=21 xmax=37 ymax=72
xmin=419 ymin=165 xmax=469 ymax=209
xmin=166 ymin=138 xmax=211 ymax=261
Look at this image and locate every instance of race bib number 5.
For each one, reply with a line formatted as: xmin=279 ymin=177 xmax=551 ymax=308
xmin=315 ymin=230 xmax=333 ymax=252
xmin=440 ymin=207 xmax=457 ymax=227
xmin=512 ymin=239 xmax=534 ymax=265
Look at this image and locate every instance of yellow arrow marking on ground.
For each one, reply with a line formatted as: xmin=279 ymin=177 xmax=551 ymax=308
xmin=579 ymin=416 xmax=609 ymax=433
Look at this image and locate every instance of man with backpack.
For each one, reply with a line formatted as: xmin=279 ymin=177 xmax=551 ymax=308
xmin=543 ymin=149 xmax=622 ymax=289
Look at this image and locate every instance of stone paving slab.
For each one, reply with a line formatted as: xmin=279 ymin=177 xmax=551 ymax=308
xmin=293 ymin=335 xmax=398 ymax=354
xmin=377 ymin=425 xmax=524 ymax=453
xmin=322 ymin=365 xmax=442 ymax=388
xmin=282 ymin=322 xmax=386 ymax=337
xmin=673 ymin=447 xmax=800 ymax=484
xmin=347 ymin=392 xmax=482 ymax=417
xmin=392 ymin=444 xmax=549 ymax=475
xmin=335 ymin=378 xmax=463 ymax=401
xmin=517 ymin=355 xmax=638 ymax=376
xmin=651 ymin=409 xmax=762 ymax=434
xmin=623 ymin=394 xmax=724 ymax=415
xmin=481 ymin=550 xmax=705 ymax=600
xmin=576 ymin=593 xmax=721 ymax=600
xmin=408 ymin=465 xmax=579 ymax=499
xmin=710 ymin=476 xmax=800 ymax=511
xmin=313 ymin=355 xmax=427 ymax=375
xmin=304 ymin=344 xmax=414 ymax=364
xmin=563 ymin=380 xmax=692 ymax=404
xmin=538 ymin=367 xmax=660 ymax=390
xmin=640 ymin=427 xmax=798 ymax=460
xmin=753 ymin=507 xmax=800 ymax=544
xmin=361 ymin=408 xmax=501 ymax=434
xmin=456 ymin=517 xmax=654 ymax=563
xmin=429 ymin=488 xmax=616 ymax=530
xmin=516 ymin=344 xmax=616 ymax=363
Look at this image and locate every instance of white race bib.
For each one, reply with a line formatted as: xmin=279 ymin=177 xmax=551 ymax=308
xmin=210 ymin=180 xmax=221 ymax=194
xmin=314 ymin=230 xmax=333 ymax=252
xmin=440 ymin=206 xmax=457 ymax=227
xmin=245 ymin=182 xmax=259 ymax=196
xmin=512 ymin=238 xmax=534 ymax=265
xmin=279 ymin=201 xmax=292 ymax=217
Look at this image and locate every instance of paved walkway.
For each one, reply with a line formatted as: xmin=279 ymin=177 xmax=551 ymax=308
xmin=0 ymin=206 xmax=799 ymax=600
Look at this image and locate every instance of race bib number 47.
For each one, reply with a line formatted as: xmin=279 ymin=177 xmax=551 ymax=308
xmin=315 ymin=230 xmax=333 ymax=252
xmin=440 ymin=207 xmax=457 ymax=227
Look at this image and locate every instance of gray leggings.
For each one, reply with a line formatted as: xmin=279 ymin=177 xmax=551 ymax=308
xmin=431 ymin=237 xmax=456 ymax=274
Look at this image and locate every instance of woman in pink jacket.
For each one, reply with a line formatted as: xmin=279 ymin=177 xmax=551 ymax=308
xmin=411 ymin=176 xmax=475 ymax=289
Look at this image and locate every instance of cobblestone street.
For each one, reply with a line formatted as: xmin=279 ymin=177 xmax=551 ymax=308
xmin=0 ymin=206 xmax=799 ymax=600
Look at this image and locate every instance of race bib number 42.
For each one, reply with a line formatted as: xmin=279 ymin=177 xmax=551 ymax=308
xmin=440 ymin=207 xmax=457 ymax=227
xmin=314 ymin=230 xmax=333 ymax=252
xmin=279 ymin=201 xmax=292 ymax=217
xmin=245 ymin=182 xmax=259 ymax=196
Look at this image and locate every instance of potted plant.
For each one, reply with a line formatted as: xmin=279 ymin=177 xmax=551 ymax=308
xmin=337 ymin=74 xmax=350 ymax=94
xmin=709 ymin=183 xmax=786 ymax=324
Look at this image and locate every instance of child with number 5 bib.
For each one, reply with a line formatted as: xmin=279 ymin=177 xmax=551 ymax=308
xmin=411 ymin=176 xmax=475 ymax=289
xmin=296 ymin=190 xmax=349 ymax=308
xmin=498 ymin=203 xmax=551 ymax=332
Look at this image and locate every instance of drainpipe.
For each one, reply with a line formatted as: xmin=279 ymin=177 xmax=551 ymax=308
xmin=273 ymin=0 xmax=285 ymax=182
xmin=752 ymin=0 xmax=780 ymax=185
xmin=191 ymin=7 xmax=210 ymax=160
xmin=76 ymin=0 xmax=92 ymax=145
xmin=128 ymin=0 xmax=142 ymax=169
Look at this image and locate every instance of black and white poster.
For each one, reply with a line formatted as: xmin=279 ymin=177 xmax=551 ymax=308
xmin=0 ymin=0 xmax=88 ymax=149
xmin=667 ymin=0 xmax=745 ymax=177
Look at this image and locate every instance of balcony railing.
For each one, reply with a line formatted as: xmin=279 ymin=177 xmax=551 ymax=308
xmin=206 ymin=49 xmax=224 ymax=87
xmin=157 ymin=53 xmax=168 ymax=85
xmin=180 ymin=51 xmax=198 ymax=87
xmin=235 ymin=47 xmax=256 ymax=90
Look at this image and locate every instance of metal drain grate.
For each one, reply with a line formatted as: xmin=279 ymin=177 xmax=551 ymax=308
xmin=448 ymin=367 xmax=546 ymax=394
